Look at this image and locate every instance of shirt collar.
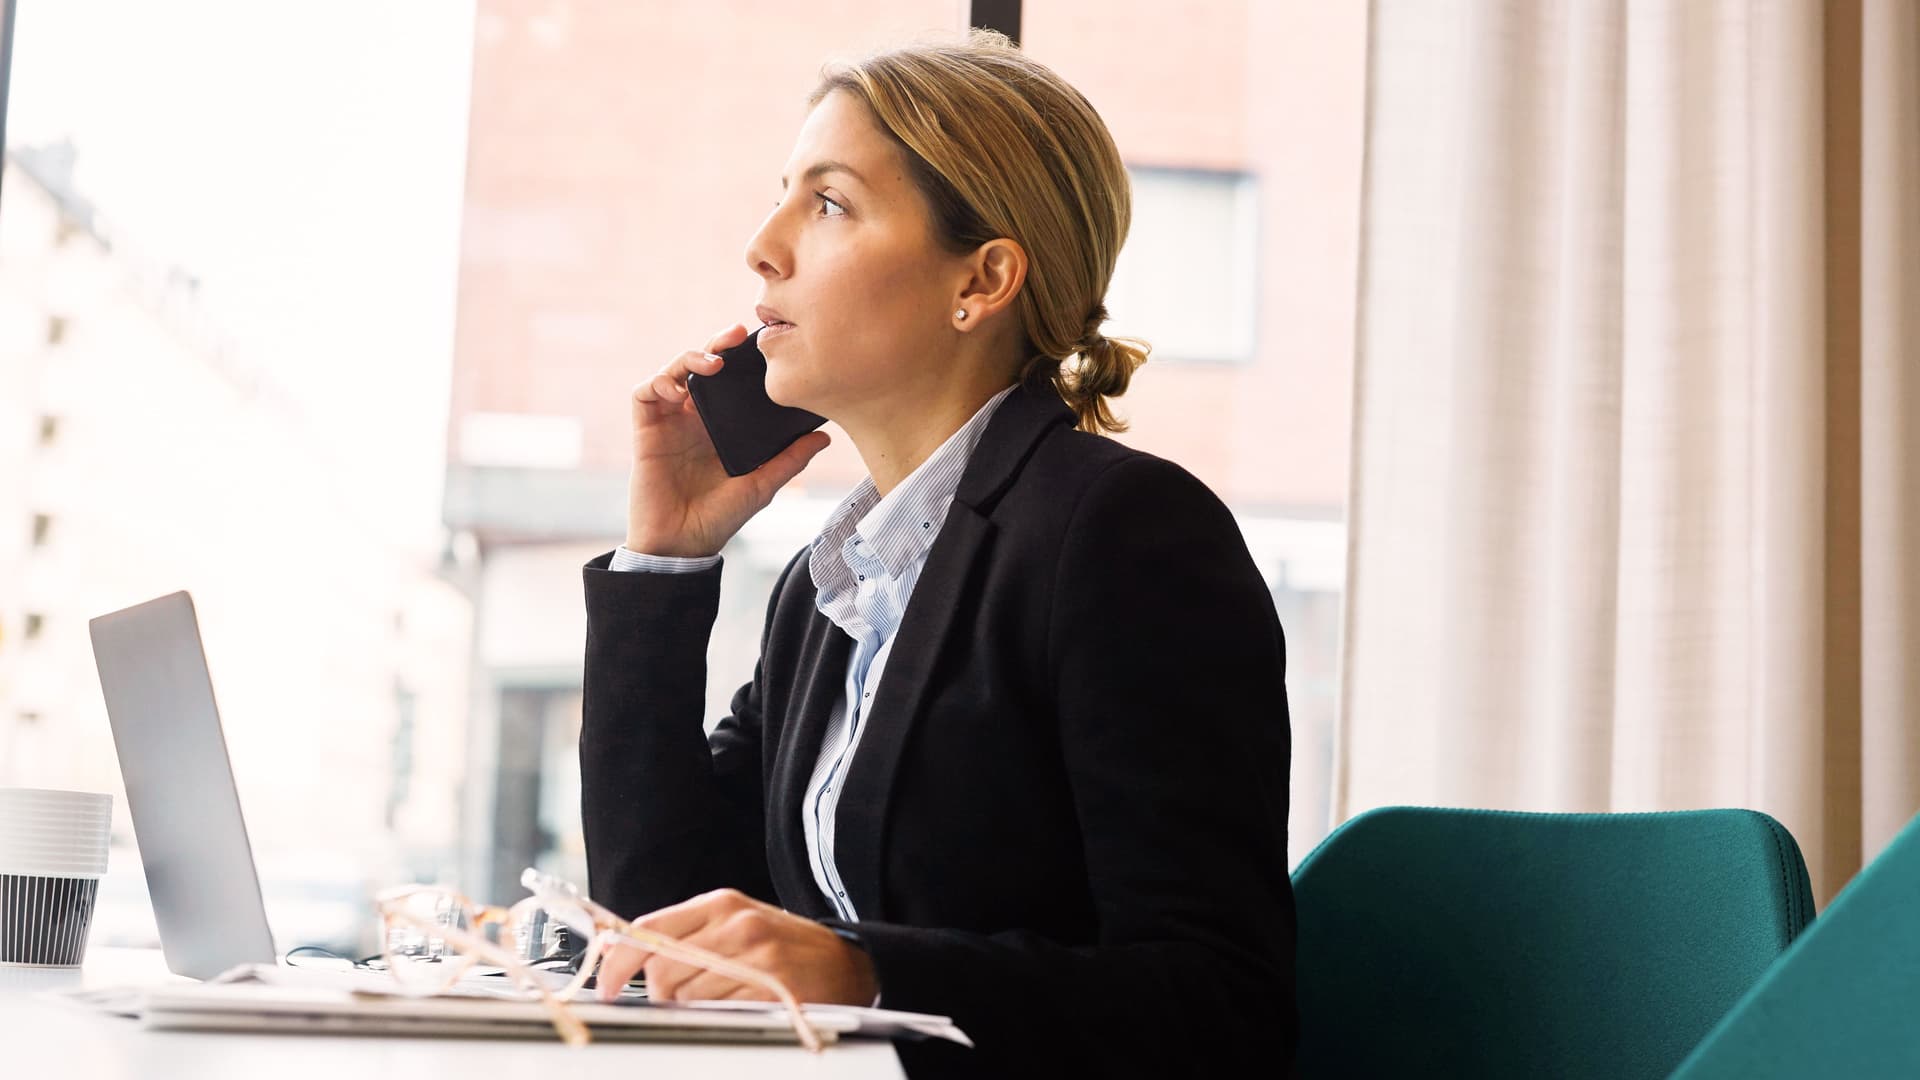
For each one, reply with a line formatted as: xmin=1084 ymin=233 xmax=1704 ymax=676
xmin=809 ymin=384 xmax=1017 ymax=598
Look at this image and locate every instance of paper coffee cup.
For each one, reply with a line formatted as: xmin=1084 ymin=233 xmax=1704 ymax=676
xmin=0 ymin=789 xmax=111 ymax=967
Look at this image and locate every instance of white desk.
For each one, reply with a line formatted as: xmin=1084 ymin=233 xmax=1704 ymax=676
xmin=1 ymin=948 xmax=907 ymax=1079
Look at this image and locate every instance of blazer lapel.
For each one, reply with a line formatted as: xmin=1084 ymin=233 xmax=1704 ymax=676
xmin=766 ymin=609 xmax=853 ymax=917
xmin=832 ymin=381 xmax=1074 ymax=920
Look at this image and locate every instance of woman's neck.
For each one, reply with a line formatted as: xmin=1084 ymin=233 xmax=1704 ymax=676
xmin=841 ymin=380 xmax=1009 ymax=499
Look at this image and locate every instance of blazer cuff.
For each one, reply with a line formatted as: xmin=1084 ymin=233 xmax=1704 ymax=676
xmin=583 ymin=551 xmax=725 ymax=644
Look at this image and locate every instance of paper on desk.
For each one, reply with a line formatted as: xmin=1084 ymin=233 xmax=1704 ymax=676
xmin=192 ymin=963 xmax=972 ymax=1046
xmin=118 ymin=983 xmax=846 ymax=1044
xmin=206 ymin=962 xmax=629 ymax=1002
xmin=665 ymin=998 xmax=973 ymax=1046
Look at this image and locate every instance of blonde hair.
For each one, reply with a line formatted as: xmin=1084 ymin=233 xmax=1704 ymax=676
xmin=807 ymin=29 xmax=1149 ymax=434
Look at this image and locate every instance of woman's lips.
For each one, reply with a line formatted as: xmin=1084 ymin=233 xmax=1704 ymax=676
xmin=760 ymin=321 xmax=795 ymax=341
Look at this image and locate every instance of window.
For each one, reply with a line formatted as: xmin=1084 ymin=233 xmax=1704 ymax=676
xmin=4 ymin=0 xmax=974 ymax=953
xmin=1105 ymin=166 xmax=1259 ymax=364
xmin=1023 ymin=1 xmax=1368 ymax=865
xmin=386 ymin=685 xmax=417 ymax=830
xmin=5 ymin=0 xmax=1366 ymax=941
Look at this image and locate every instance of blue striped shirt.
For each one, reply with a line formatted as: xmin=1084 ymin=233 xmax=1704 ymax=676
xmin=610 ymin=383 xmax=1015 ymax=919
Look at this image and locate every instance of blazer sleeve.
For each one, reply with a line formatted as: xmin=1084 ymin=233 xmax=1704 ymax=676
xmin=579 ymin=547 xmax=806 ymax=919
xmin=824 ymin=455 xmax=1297 ymax=1074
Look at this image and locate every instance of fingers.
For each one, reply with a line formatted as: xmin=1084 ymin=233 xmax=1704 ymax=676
xmin=718 ymin=980 xmax=777 ymax=1002
xmin=643 ymin=906 xmax=770 ymax=1004
xmin=597 ymin=888 xmax=747 ymax=1002
xmin=594 ymin=942 xmax=648 ymax=1002
xmin=632 ymin=350 xmax=725 ymax=411
xmin=630 ymin=322 xmax=752 ymax=411
xmin=748 ymin=429 xmax=832 ymax=499
xmin=596 ymin=891 xmax=859 ymax=1006
xmin=629 ymin=887 xmax=746 ymax=939
xmin=645 ymin=953 xmax=721 ymax=1003
xmin=648 ymin=372 xmax=686 ymax=404
xmin=667 ymin=964 xmax=775 ymax=1004
xmin=704 ymin=322 xmax=749 ymax=355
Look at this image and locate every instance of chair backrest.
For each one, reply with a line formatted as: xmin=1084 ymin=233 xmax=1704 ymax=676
xmin=1670 ymin=809 xmax=1920 ymax=1078
xmin=1290 ymin=807 xmax=1813 ymax=1080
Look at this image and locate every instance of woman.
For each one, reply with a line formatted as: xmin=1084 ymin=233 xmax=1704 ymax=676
xmin=580 ymin=30 xmax=1295 ymax=1077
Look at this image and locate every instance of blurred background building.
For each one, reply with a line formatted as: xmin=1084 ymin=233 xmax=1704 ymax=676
xmin=2 ymin=0 xmax=1365 ymax=949
xmin=0 ymin=143 xmax=473 ymax=954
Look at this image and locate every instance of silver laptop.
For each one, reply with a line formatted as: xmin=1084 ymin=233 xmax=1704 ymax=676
xmin=89 ymin=591 xmax=278 ymax=979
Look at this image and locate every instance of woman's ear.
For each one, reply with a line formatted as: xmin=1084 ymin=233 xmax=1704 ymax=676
xmin=956 ymin=238 xmax=1028 ymax=324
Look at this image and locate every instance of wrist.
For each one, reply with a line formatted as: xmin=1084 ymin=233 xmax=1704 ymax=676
xmin=827 ymin=925 xmax=880 ymax=1006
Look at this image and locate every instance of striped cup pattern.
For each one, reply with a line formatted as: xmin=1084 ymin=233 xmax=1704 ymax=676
xmin=0 ymin=873 xmax=100 ymax=966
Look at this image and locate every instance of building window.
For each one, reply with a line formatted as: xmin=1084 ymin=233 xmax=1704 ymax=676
xmin=23 ymin=613 xmax=46 ymax=641
xmin=47 ymin=316 xmax=71 ymax=346
xmin=30 ymin=514 xmax=52 ymax=548
xmin=386 ymin=685 xmax=417 ymax=830
xmin=1103 ymin=166 xmax=1259 ymax=364
xmin=37 ymin=416 xmax=61 ymax=446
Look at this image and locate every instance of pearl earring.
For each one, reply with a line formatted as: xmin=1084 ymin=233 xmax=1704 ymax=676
xmin=954 ymin=309 xmax=968 ymax=321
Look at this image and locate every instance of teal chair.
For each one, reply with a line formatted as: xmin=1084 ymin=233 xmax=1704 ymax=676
xmin=1291 ymin=807 xmax=1814 ymax=1079
xmin=1672 ymin=809 xmax=1920 ymax=1078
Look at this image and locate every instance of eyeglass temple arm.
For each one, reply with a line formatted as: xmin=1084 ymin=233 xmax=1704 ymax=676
xmin=385 ymin=908 xmax=592 ymax=1046
xmin=520 ymin=867 xmax=636 ymax=931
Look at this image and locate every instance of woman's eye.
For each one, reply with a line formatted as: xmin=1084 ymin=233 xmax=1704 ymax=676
xmin=814 ymin=192 xmax=846 ymax=217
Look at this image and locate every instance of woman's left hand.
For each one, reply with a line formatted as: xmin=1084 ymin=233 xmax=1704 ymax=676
xmin=593 ymin=888 xmax=878 ymax=1006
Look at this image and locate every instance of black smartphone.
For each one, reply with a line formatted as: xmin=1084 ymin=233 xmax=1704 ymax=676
xmin=686 ymin=325 xmax=828 ymax=477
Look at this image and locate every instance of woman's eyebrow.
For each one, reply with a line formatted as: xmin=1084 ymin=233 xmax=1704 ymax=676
xmin=780 ymin=161 xmax=867 ymax=190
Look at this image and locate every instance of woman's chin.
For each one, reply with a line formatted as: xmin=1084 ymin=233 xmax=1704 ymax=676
xmin=762 ymin=341 xmax=829 ymax=415
xmin=763 ymin=372 xmax=810 ymax=413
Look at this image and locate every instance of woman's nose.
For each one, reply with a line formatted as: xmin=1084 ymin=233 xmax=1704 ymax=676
xmin=744 ymin=206 xmax=788 ymax=280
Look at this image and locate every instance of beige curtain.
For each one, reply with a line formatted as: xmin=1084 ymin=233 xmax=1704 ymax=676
xmin=1337 ymin=0 xmax=1919 ymax=904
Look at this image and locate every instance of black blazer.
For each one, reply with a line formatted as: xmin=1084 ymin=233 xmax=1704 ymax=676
xmin=580 ymin=379 xmax=1297 ymax=1077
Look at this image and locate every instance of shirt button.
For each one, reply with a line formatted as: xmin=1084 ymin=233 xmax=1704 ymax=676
xmin=838 ymin=892 xmax=846 ymax=899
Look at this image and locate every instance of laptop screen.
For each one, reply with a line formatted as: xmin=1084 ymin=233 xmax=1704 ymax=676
xmin=90 ymin=591 xmax=277 ymax=979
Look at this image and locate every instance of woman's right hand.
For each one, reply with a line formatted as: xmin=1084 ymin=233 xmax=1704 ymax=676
xmin=625 ymin=323 xmax=832 ymax=558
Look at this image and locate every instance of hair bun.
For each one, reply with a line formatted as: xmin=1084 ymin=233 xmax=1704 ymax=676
xmin=1079 ymin=304 xmax=1110 ymax=352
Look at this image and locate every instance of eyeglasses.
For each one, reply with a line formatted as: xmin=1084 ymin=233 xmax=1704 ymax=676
xmin=373 ymin=868 xmax=827 ymax=1051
